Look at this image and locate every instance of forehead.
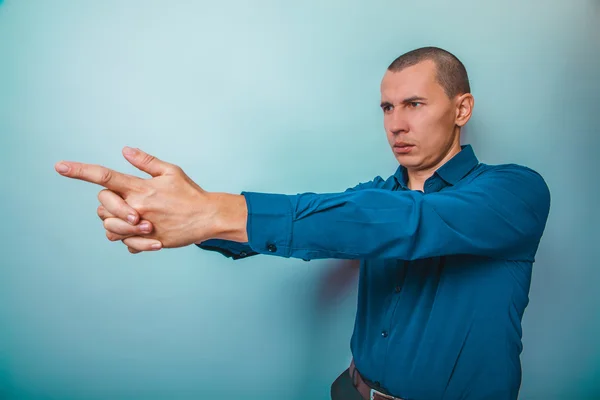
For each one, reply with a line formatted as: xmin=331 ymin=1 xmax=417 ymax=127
xmin=380 ymin=60 xmax=444 ymax=100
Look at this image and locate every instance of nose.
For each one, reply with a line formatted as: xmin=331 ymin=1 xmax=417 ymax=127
xmin=387 ymin=108 xmax=409 ymax=135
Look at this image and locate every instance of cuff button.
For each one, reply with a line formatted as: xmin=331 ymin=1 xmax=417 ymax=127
xmin=267 ymin=243 xmax=277 ymax=252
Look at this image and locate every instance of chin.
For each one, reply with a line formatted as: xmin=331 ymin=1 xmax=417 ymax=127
xmin=394 ymin=154 xmax=420 ymax=167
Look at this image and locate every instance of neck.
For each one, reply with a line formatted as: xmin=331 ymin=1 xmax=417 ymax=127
xmin=407 ymin=141 xmax=462 ymax=192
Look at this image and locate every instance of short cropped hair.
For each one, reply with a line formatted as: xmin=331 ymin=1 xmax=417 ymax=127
xmin=388 ymin=47 xmax=471 ymax=98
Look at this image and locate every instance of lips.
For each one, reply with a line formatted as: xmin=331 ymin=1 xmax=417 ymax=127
xmin=393 ymin=143 xmax=415 ymax=154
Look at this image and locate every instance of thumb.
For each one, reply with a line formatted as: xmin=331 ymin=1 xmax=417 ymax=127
xmin=122 ymin=147 xmax=173 ymax=177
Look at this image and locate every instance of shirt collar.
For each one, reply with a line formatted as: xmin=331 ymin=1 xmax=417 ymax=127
xmin=394 ymin=144 xmax=479 ymax=190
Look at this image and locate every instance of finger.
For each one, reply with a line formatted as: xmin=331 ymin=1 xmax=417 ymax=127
xmin=123 ymin=236 xmax=162 ymax=251
xmin=98 ymin=189 xmax=140 ymax=225
xmin=97 ymin=205 xmax=115 ymax=221
xmin=106 ymin=230 xmax=129 ymax=242
xmin=55 ymin=160 xmax=139 ymax=194
xmin=128 ymin=247 xmax=141 ymax=254
xmin=104 ymin=217 xmax=153 ymax=236
xmin=122 ymin=146 xmax=178 ymax=178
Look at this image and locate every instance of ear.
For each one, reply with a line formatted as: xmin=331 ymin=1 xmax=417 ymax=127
xmin=455 ymin=93 xmax=474 ymax=127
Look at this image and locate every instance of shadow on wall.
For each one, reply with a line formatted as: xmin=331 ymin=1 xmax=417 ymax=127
xmin=315 ymin=260 xmax=360 ymax=305
xmin=297 ymin=259 xmax=361 ymax=398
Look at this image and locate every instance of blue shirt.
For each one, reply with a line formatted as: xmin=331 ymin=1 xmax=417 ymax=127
xmin=197 ymin=145 xmax=551 ymax=400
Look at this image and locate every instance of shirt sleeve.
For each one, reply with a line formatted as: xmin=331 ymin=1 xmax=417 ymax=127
xmin=195 ymin=177 xmax=386 ymax=259
xmin=241 ymin=165 xmax=551 ymax=262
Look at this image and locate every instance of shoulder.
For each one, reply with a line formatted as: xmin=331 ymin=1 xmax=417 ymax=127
xmin=471 ymin=162 xmax=548 ymax=187
xmin=466 ymin=162 xmax=551 ymax=210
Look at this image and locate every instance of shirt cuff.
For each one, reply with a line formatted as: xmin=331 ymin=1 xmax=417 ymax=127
xmin=242 ymin=191 xmax=294 ymax=258
xmin=195 ymin=239 xmax=257 ymax=260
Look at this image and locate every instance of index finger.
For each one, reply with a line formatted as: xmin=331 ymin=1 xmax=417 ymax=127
xmin=55 ymin=161 xmax=138 ymax=194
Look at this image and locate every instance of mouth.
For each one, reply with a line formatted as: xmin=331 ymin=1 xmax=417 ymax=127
xmin=393 ymin=143 xmax=415 ymax=154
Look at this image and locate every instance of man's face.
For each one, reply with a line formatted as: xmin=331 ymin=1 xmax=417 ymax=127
xmin=380 ymin=60 xmax=460 ymax=171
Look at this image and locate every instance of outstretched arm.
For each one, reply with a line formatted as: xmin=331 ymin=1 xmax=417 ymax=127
xmin=213 ymin=166 xmax=550 ymax=262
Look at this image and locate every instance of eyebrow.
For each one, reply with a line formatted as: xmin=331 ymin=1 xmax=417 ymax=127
xmin=402 ymin=96 xmax=427 ymax=103
xmin=380 ymin=96 xmax=428 ymax=108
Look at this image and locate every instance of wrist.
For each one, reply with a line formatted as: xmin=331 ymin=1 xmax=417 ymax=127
xmin=206 ymin=192 xmax=249 ymax=243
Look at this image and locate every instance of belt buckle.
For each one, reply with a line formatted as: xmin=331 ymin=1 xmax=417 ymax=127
xmin=370 ymin=388 xmax=401 ymax=400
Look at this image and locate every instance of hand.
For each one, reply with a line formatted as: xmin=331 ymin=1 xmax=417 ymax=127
xmin=55 ymin=146 xmax=223 ymax=252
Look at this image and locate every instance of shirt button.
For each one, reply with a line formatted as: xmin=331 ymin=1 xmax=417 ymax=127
xmin=239 ymin=251 xmax=247 ymax=257
xmin=381 ymin=331 xmax=388 ymax=338
xmin=395 ymin=286 xmax=401 ymax=293
xmin=267 ymin=243 xmax=277 ymax=252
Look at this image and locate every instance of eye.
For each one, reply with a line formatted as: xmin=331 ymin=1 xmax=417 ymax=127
xmin=382 ymin=105 xmax=393 ymax=113
xmin=409 ymin=102 xmax=422 ymax=108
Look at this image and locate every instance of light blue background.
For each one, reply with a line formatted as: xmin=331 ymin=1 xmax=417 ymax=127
xmin=1 ymin=1 xmax=599 ymax=399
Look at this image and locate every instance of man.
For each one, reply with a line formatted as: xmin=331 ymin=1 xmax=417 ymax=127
xmin=55 ymin=47 xmax=551 ymax=399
